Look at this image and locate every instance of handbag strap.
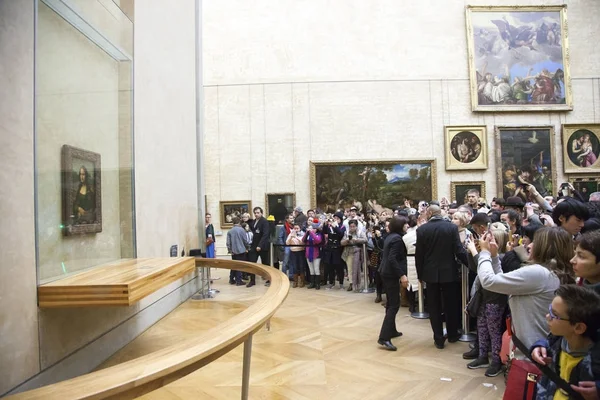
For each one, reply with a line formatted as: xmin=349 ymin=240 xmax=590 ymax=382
xmin=510 ymin=324 xmax=584 ymax=400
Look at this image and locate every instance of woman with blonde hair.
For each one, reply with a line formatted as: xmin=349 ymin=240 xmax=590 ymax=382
xmin=477 ymin=227 xmax=575 ymax=351
xmin=452 ymin=211 xmax=472 ymax=245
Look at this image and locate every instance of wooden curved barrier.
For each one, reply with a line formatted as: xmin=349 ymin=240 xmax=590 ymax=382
xmin=7 ymin=258 xmax=289 ymax=400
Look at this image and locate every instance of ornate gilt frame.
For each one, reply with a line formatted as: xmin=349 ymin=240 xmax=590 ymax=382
xmin=309 ymin=159 xmax=437 ymax=208
xmin=494 ymin=126 xmax=557 ymax=198
xmin=562 ymin=124 xmax=600 ymax=174
xmin=445 ymin=125 xmax=488 ymax=170
xmin=567 ymin=176 xmax=600 ymax=196
xmin=450 ymin=181 xmax=487 ymax=204
xmin=219 ymin=200 xmax=252 ymax=228
xmin=465 ymin=5 xmax=572 ymax=112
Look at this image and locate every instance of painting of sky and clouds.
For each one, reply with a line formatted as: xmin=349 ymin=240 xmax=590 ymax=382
xmin=467 ymin=6 xmax=571 ymax=111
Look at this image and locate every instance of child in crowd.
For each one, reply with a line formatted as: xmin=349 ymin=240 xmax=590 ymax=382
xmin=286 ymin=223 xmax=306 ymax=288
xmin=530 ymin=285 xmax=600 ymax=400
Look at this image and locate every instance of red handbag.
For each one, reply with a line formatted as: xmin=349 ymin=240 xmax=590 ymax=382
xmin=502 ymin=358 xmax=541 ymax=400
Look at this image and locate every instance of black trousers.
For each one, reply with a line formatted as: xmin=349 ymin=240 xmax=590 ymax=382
xmin=248 ymin=249 xmax=270 ymax=282
xmin=375 ymin=270 xmax=383 ymax=295
xmin=230 ymin=253 xmax=247 ymax=283
xmin=426 ymin=281 xmax=462 ymax=342
xmin=379 ymin=278 xmax=400 ymax=340
xmin=324 ymin=261 xmax=344 ymax=284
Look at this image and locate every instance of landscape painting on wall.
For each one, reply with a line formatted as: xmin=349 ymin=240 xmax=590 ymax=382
xmin=61 ymin=145 xmax=102 ymax=236
xmin=310 ymin=160 xmax=437 ymax=213
xmin=495 ymin=126 xmax=556 ymax=200
xmin=466 ymin=6 xmax=571 ymax=111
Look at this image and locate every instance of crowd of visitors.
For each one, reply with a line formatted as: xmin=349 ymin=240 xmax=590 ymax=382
xmin=220 ymin=182 xmax=600 ymax=399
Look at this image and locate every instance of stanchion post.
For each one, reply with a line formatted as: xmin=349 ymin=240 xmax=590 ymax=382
xmin=360 ymin=243 xmax=374 ymax=293
xmin=459 ymin=264 xmax=476 ymax=342
xmin=411 ymin=280 xmax=429 ymax=319
xmin=191 ymin=257 xmax=207 ymax=300
xmin=241 ymin=334 xmax=253 ymax=400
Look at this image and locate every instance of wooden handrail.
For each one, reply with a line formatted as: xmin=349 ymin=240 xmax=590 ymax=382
xmin=7 ymin=258 xmax=289 ymax=400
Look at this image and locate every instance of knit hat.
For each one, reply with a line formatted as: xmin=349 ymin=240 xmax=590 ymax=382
xmin=310 ymin=218 xmax=321 ymax=229
xmin=333 ymin=212 xmax=344 ymax=222
xmin=294 ymin=206 xmax=303 ymax=213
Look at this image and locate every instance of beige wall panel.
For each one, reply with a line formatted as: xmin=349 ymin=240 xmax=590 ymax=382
xmin=264 ymin=84 xmax=294 ymax=195
xmin=248 ymin=85 xmax=268 ymax=207
xmin=0 ymin=0 xmax=40 ymax=394
xmin=204 ymin=87 xmax=221 ymax=218
xmin=291 ymin=83 xmax=312 ymax=209
xmin=217 ymin=86 xmax=253 ymax=201
xmin=203 ymin=0 xmax=467 ymax=85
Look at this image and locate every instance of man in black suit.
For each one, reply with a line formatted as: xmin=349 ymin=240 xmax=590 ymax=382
xmin=247 ymin=206 xmax=271 ymax=287
xmin=415 ymin=205 xmax=468 ymax=349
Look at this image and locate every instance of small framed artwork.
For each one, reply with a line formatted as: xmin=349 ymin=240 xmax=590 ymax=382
xmin=495 ymin=126 xmax=556 ymax=199
xmin=265 ymin=193 xmax=296 ymax=224
xmin=562 ymin=124 xmax=600 ymax=173
xmin=219 ymin=200 xmax=252 ymax=228
xmin=466 ymin=5 xmax=572 ymax=112
xmin=450 ymin=181 xmax=486 ymax=205
xmin=445 ymin=125 xmax=488 ymax=170
xmin=568 ymin=176 xmax=600 ymax=202
xmin=61 ymin=145 xmax=102 ymax=236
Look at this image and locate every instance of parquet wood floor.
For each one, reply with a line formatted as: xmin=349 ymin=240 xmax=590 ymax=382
xmin=98 ymin=270 xmax=505 ymax=399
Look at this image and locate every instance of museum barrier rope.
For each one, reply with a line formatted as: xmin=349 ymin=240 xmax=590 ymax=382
xmin=6 ymin=258 xmax=290 ymax=400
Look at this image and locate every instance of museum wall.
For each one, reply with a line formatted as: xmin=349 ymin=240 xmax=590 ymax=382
xmin=0 ymin=0 xmax=200 ymax=395
xmin=203 ymin=0 xmax=600 ymax=255
xmin=0 ymin=1 xmax=40 ymax=394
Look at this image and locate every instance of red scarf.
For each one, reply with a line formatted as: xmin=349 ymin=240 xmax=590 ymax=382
xmin=284 ymin=221 xmax=292 ymax=235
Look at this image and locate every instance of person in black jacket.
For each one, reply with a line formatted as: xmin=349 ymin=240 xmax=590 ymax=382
xmin=247 ymin=207 xmax=271 ymax=288
xmin=377 ymin=216 xmax=409 ymax=351
xmin=415 ymin=205 xmax=469 ymax=349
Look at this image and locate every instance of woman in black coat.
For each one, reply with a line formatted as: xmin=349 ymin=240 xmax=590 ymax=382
xmin=377 ymin=216 xmax=409 ymax=351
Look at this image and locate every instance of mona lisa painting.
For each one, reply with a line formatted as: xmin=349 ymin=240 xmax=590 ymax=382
xmin=61 ymin=145 xmax=102 ymax=235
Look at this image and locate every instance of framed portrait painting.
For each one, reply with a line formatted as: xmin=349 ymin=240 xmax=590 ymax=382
xmin=445 ymin=125 xmax=488 ymax=170
xmin=562 ymin=124 xmax=600 ymax=173
xmin=310 ymin=160 xmax=437 ymax=213
xmin=466 ymin=6 xmax=572 ymax=112
xmin=219 ymin=200 xmax=252 ymax=228
xmin=450 ymin=181 xmax=486 ymax=205
xmin=265 ymin=193 xmax=296 ymax=224
xmin=61 ymin=145 xmax=102 ymax=236
xmin=568 ymin=176 xmax=600 ymax=202
xmin=495 ymin=126 xmax=556 ymax=199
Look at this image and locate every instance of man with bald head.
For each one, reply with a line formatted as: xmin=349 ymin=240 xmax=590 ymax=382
xmin=415 ymin=205 xmax=469 ymax=349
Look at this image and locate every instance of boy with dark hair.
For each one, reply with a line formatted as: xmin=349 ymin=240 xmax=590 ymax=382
xmin=573 ymin=231 xmax=600 ymax=295
xmin=553 ymin=197 xmax=590 ymax=237
xmin=531 ymin=285 xmax=600 ymax=399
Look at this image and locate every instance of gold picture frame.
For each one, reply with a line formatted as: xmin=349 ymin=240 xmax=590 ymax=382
xmin=445 ymin=125 xmax=488 ymax=170
xmin=310 ymin=159 xmax=437 ymax=213
xmin=567 ymin=176 xmax=600 ymax=201
xmin=265 ymin=192 xmax=296 ymax=223
xmin=466 ymin=5 xmax=572 ymax=112
xmin=495 ymin=126 xmax=557 ymax=199
xmin=450 ymin=181 xmax=486 ymax=205
xmin=562 ymin=124 xmax=600 ymax=174
xmin=219 ymin=200 xmax=252 ymax=228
